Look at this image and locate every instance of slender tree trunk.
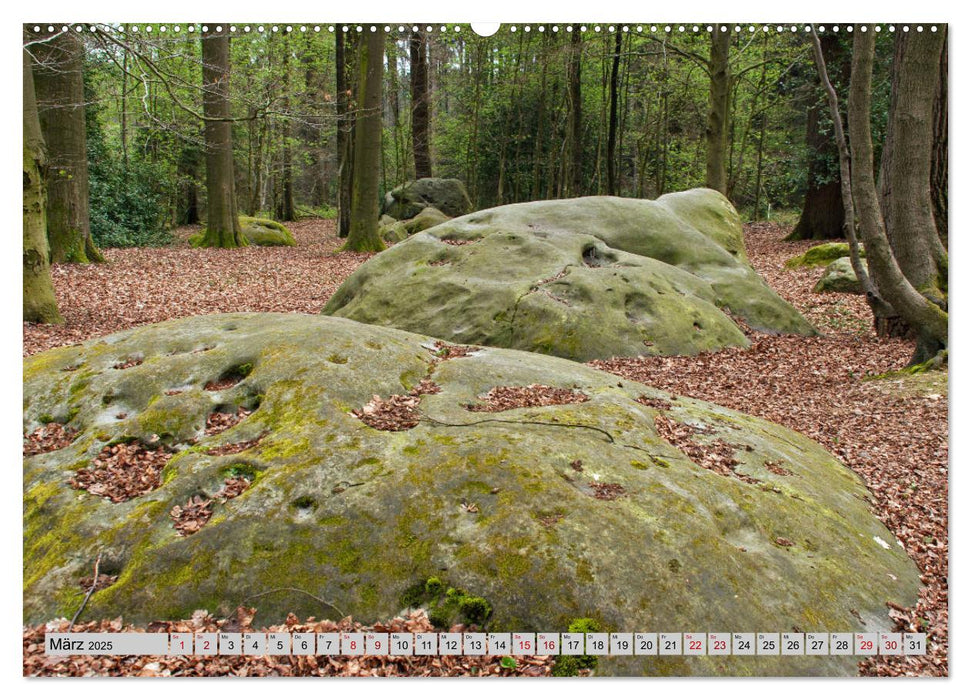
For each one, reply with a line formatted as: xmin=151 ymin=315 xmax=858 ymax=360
xmin=32 ymin=30 xmax=104 ymax=263
xmin=250 ymin=114 xmax=267 ymax=216
xmin=531 ymin=33 xmax=550 ymax=200
xmin=810 ymin=29 xmax=873 ymax=300
xmin=23 ymin=46 xmax=62 ymax=324
xmin=275 ymin=39 xmax=296 ymax=222
xmin=848 ymin=28 xmax=947 ymax=364
xmin=567 ymin=26 xmax=583 ymax=197
xmin=705 ymin=29 xmax=731 ymax=194
xmin=410 ymin=29 xmax=433 ymax=179
xmin=344 ymin=30 xmax=385 ymax=252
xmin=336 ymin=30 xmax=354 ymax=238
xmin=878 ymin=29 xmax=947 ymax=306
xmin=606 ymin=30 xmax=622 ymax=195
xmin=199 ymin=25 xmax=244 ymax=247
xmin=120 ymin=48 xmax=128 ymax=174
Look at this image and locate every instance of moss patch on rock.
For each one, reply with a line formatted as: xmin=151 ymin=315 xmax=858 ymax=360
xmin=240 ymin=217 xmax=296 ymax=247
xmin=24 ymin=313 xmax=917 ymax=676
xmin=324 ymin=190 xmax=813 ymax=361
xmin=787 ymin=242 xmax=866 ymax=268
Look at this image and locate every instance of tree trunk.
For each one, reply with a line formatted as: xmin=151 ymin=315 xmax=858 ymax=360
xmin=567 ymin=26 xmax=583 ymax=197
xmin=705 ymin=29 xmax=731 ymax=194
xmin=344 ymin=30 xmax=385 ymax=253
xmin=32 ymin=30 xmax=104 ymax=263
xmin=878 ymin=28 xmax=947 ymax=307
xmin=275 ymin=38 xmax=296 ymax=222
xmin=789 ymin=34 xmax=849 ymax=240
xmin=199 ymin=25 xmax=244 ymax=247
xmin=606 ymin=30 xmax=622 ymax=195
xmin=336 ymin=30 xmax=354 ymax=238
xmin=932 ymin=26 xmax=947 ymax=247
xmin=23 ymin=46 xmax=62 ymax=324
xmin=848 ymin=28 xmax=947 ymax=365
xmin=410 ymin=29 xmax=433 ymax=180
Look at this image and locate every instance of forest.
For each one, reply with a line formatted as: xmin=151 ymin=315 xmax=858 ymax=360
xmin=23 ymin=23 xmax=947 ymax=679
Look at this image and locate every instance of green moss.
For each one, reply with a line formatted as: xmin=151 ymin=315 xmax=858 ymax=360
xmin=786 ymin=242 xmax=865 ymax=268
xmin=630 ymin=459 xmax=649 ymax=470
xmin=552 ymin=618 xmax=602 ymax=675
xmin=327 ymin=354 xmax=348 ymax=364
xmin=258 ymin=436 xmax=311 ymax=461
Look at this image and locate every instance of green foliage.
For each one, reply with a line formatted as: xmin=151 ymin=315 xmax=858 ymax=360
xmin=499 ymin=656 xmax=517 ymax=669
xmin=84 ymin=68 xmax=171 ymax=248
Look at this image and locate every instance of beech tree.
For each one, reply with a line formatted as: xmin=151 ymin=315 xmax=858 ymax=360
xmin=23 ymin=45 xmax=62 ymax=323
xmin=32 ymin=30 xmax=104 ymax=263
xmin=705 ymin=28 xmax=731 ymax=194
xmin=566 ymin=26 xmax=583 ymax=197
xmin=877 ymin=29 xmax=948 ymax=309
xmin=335 ymin=30 xmax=354 ymax=239
xmin=844 ymin=27 xmax=947 ymax=365
xmin=199 ymin=25 xmax=245 ymax=248
xmin=344 ymin=29 xmax=385 ymax=253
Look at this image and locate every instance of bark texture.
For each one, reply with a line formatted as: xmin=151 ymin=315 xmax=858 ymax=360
xmin=32 ymin=30 xmax=104 ymax=263
xmin=567 ymin=27 xmax=583 ymax=197
xmin=199 ymin=25 xmax=245 ymax=248
xmin=336 ymin=30 xmax=354 ymax=239
xmin=344 ymin=30 xmax=385 ymax=253
xmin=848 ymin=29 xmax=947 ymax=364
xmin=705 ymin=29 xmax=731 ymax=195
xmin=878 ymin=28 xmax=947 ymax=305
xmin=23 ymin=46 xmax=63 ymax=324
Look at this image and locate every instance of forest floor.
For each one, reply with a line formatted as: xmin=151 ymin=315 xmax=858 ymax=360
xmin=23 ymin=218 xmax=947 ymax=677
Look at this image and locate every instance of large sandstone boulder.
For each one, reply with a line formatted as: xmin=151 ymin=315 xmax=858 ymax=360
xmin=383 ymin=178 xmax=474 ymax=220
xmin=24 ymin=313 xmax=918 ymax=676
xmin=814 ymin=257 xmax=866 ymax=294
xmin=324 ymin=190 xmax=814 ymax=361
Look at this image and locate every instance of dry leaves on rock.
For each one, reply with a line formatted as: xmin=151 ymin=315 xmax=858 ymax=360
xmin=69 ymin=442 xmax=170 ymax=502
xmin=170 ymin=496 xmax=214 ymax=536
xmin=205 ymin=407 xmax=252 ymax=436
xmin=431 ymin=340 xmax=478 ymax=360
xmin=653 ymin=415 xmax=757 ymax=484
xmin=466 ymin=384 xmax=589 ymax=412
xmin=23 ymin=423 xmax=77 ymax=456
xmin=353 ymin=380 xmax=441 ymax=431
xmin=590 ymin=482 xmax=626 ymax=501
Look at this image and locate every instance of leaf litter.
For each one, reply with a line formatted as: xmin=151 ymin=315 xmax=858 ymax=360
xmin=22 ymin=219 xmax=947 ymax=676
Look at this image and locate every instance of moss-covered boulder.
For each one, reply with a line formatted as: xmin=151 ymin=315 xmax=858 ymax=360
xmin=403 ymin=206 xmax=450 ymax=234
xmin=240 ymin=217 xmax=296 ymax=247
xmin=786 ymin=242 xmax=865 ymax=268
xmin=814 ymin=257 xmax=866 ymax=294
xmin=379 ymin=220 xmax=410 ymax=245
xmin=24 ymin=313 xmax=918 ymax=676
xmin=383 ymin=178 xmax=474 ymax=220
xmin=324 ymin=190 xmax=813 ymax=362
xmin=189 ymin=217 xmax=296 ymax=248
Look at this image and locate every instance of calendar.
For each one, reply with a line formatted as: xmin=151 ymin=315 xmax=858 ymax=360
xmin=44 ymin=631 xmax=926 ymax=657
